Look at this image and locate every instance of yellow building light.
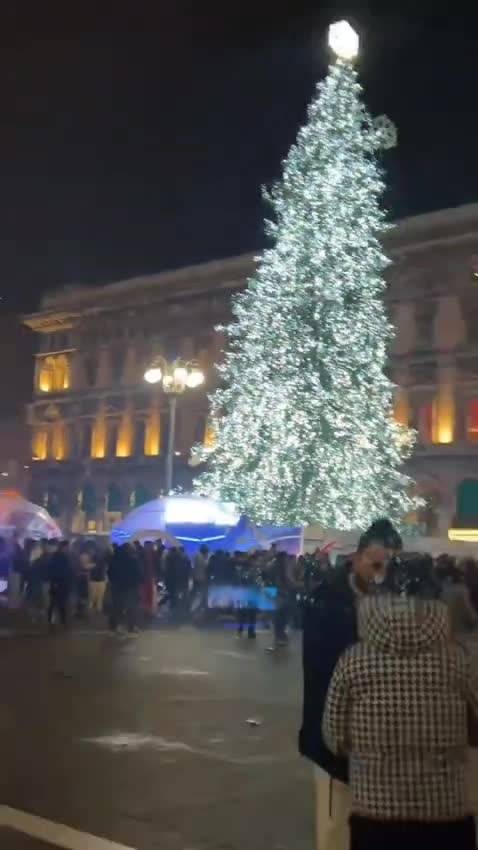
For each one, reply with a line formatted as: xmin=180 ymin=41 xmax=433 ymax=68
xmin=32 ymin=428 xmax=48 ymax=461
xmin=38 ymin=354 xmax=71 ymax=392
xmin=55 ymin=354 xmax=70 ymax=390
xmin=448 ymin=528 xmax=478 ymax=543
xmin=393 ymin=389 xmax=409 ymax=428
xmin=38 ymin=357 xmax=54 ymax=392
xmin=91 ymin=407 xmax=107 ymax=459
xmin=434 ymin=382 xmax=455 ymax=445
xmin=52 ymin=421 xmax=67 ymax=461
xmin=116 ymin=407 xmax=134 ymax=458
xmin=144 ymin=404 xmax=161 ymax=456
xmin=204 ymin=416 xmax=217 ymax=451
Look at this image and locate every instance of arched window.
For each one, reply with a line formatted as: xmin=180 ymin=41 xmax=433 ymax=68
xmin=38 ymin=357 xmax=55 ymax=392
xmin=456 ymin=479 xmax=478 ymax=523
xmin=51 ymin=420 xmax=67 ymax=460
xmin=135 ymin=419 xmax=146 ymax=456
xmin=116 ymin=408 xmax=134 ymax=457
xmin=418 ymin=401 xmax=436 ymax=444
xmin=467 ymin=400 xmax=478 ymax=442
xmin=32 ymin=428 xmax=48 ymax=460
xmin=84 ymin=355 xmax=98 ymax=388
xmin=82 ymin=422 xmax=92 ymax=458
xmin=108 ymin=420 xmax=119 ymax=458
xmin=54 ymin=354 xmax=70 ymax=391
xmin=144 ymin=406 xmax=161 ymax=456
xmin=107 ymin=484 xmax=123 ymax=513
xmin=91 ymin=408 xmax=107 ymax=459
xmin=111 ymin=348 xmax=126 ymax=384
xmin=81 ymin=482 xmax=97 ymax=519
xmin=133 ymin=484 xmax=152 ymax=508
xmin=47 ymin=487 xmax=62 ymax=518
xmin=417 ymin=489 xmax=441 ymax=536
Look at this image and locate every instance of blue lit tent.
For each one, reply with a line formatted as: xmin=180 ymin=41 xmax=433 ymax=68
xmin=111 ymin=496 xmax=239 ymax=552
xmin=221 ymin=515 xmax=268 ymax=553
xmin=111 ymin=495 xmax=303 ymax=555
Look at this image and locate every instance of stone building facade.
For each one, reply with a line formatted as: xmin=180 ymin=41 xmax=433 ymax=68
xmin=23 ymin=256 xmax=249 ymax=534
xmin=24 ymin=203 xmax=478 ymax=537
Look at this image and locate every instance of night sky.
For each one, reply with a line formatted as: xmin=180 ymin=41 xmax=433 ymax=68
xmin=0 ymin=2 xmax=477 ymax=316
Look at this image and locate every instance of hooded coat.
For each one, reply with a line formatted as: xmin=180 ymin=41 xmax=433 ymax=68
xmin=323 ymin=594 xmax=478 ymax=821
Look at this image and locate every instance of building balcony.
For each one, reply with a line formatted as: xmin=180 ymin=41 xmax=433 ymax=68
xmin=31 ymin=453 xmax=165 ymax=471
xmin=412 ymin=440 xmax=478 ymax=459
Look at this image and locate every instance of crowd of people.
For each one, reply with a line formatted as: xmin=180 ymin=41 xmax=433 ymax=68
xmin=1 ymin=536 xmax=304 ymax=642
xmin=3 ymin=534 xmax=478 ymax=644
xmin=300 ymin=519 xmax=478 ymax=850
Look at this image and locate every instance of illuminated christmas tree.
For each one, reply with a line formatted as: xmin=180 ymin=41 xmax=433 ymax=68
xmin=197 ymin=21 xmax=416 ymax=528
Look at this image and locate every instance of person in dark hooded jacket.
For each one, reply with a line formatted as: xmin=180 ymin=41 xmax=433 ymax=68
xmin=300 ymin=518 xmax=402 ymax=850
xmin=323 ymin=553 xmax=478 ymax=850
xmin=108 ymin=543 xmax=142 ymax=633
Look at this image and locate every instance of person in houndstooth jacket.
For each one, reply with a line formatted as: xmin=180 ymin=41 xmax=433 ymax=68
xmin=323 ymin=553 xmax=478 ymax=850
xmin=300 ymin=518 xmax=402 ymax=850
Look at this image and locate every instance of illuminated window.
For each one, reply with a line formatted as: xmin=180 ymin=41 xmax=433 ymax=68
xmin=32 ymin=428 xmax=48 ymax=460
xmin=54 ymin=355 xmax=70 ymax=390
xmin=419 ymin=402 xmax=436 ymax=444
xmin=91 ymin=409 xmax=107 ymax=459
xmin=393 ymin=389 xmax=409 ymax=427
xmin=467 ymin=400 xmax=478 ymax=442
xmin=435 ymin=382 xmax=455 ymax=444
xmin=38 ymin=357 xmax=55 ymax=392
xmin=37 ymin=354 xmax=70 ymax=392
xmin=52 ymin=421 xmax=68 ymax=460
xmin=144 ymin=406 xmax=161 ymax=456
xmin=116 ymin=408 xmax=134 ymax=457
xmin=419 ymin=398 xmax=454 ymax=445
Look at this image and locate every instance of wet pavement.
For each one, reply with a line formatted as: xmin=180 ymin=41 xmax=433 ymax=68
xmin=0 ymin=624 xmax=312 ymax=849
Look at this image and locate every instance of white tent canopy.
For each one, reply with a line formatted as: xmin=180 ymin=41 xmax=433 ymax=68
xmin=111 ymin=495 xmax=239 ymax=544
xmin=0 ymin=492 xmax=62 ymax=541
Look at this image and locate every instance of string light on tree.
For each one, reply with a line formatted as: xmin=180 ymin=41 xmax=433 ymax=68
xmin=195 ymin=20 xmax=418 ymax=529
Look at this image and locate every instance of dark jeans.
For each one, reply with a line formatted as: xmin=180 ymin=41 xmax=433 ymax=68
xmin=350 ymin=814 xmax=475 ymax=850
xmin=167 ymin=586 xmax=189 ymax=621
xmin=48 ymin=585 xmax=70 ymax=626
xmin=109 ymin=587 xmax=139 ymax=632
xmin=273 ymin=598 xmax=290 ymax=643
xmin=237 ymin=604 xmax=257 ymax=635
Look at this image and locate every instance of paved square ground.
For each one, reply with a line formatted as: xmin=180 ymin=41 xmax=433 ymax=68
xmin=0 ymin=624 xmax=312 ymax=850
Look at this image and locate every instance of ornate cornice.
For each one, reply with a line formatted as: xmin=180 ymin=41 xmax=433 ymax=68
xmin=22 ymin=203 xmax=478 ymax=334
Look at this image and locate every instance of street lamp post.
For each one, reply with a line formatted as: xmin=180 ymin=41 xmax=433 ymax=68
xmin=144 ymin=357 xmax=205 ymax=493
